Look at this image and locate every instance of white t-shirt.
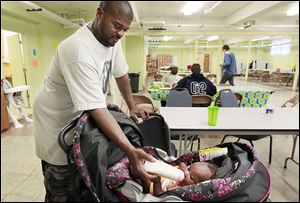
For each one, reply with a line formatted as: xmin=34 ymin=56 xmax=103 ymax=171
xmin=33 ymin=24 xmax=128 ymax=165
xmin=162 ymin=74 xmax=183 ymax=86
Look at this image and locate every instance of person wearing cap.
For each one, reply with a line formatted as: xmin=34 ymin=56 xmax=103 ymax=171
xmin=162 ymin=65 xmax=183 ymax=88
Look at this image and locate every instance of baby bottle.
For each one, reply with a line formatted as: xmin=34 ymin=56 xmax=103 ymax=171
xmin=144 ymin=159 xmax=184 ymax=182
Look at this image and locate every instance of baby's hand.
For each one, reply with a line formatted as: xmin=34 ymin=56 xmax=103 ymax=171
xmin=152 ymin=176 xmax=161 ymax=183
xmin=178 ymin=162 xmax=190 ymax=180
xmin=179 ymin=162 xmax=187 ymax=170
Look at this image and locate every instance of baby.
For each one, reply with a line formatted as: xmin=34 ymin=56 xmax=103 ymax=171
xmin=141 ymin=161 xmax=217 ymax=196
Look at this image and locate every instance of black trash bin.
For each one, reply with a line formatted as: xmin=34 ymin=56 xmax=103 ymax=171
xmin=128 ymin=73 xmax=140 ymax=93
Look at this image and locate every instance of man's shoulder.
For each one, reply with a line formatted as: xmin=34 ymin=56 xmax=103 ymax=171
xmin=60 ymin=33 xmax=90 ymax=50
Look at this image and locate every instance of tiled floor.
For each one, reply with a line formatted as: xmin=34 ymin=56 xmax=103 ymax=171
xmin=1 ymin=76 xmax=299 ymax=202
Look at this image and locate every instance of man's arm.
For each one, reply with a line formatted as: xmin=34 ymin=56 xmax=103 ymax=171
xmin=88 ymin=108 xmax=156 ymax=181
xmin=115 ymin=74 xmax=148 ymax=121
xmin=175 ymin=77 xmax=185 ymax=88
xmin=223 ymin=54 xmax=231 ymax=67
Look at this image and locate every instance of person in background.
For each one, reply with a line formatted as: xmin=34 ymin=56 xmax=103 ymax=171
xmin=175 ymin=63 xmax=217 ymax=97
xmin=160 ymin=65 xmax=183 ymax=107
xmin=219 ymin=45 xmax=237 ymax=86
xmin=33 ymin=1 xmax=157 ymax=201
xmin=162 ymin=65 xmax=183 ymax=88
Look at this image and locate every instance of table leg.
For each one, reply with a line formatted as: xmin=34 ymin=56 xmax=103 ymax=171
xmin=179 ymin=134 xmax=182 ymax=157
xmin=182 ymin=134 xmax=197 ymax=155
xmin=284 ymin=135 xmax=299 ymax=168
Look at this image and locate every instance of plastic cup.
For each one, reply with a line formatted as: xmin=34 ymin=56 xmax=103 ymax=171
xmin=208 ymin=106 xmax=220 ymax=126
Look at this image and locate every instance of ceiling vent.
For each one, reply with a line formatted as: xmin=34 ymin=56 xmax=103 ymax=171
xmin=243 ymin=20 xmax=255 ymax=29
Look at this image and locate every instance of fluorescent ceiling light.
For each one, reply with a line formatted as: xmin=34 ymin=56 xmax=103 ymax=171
xmin=181 ymin=2 xmax=204 ymax=16
xmin=163 ymin=36 xmax=173 ymax=41
xmin=251 ymin=37 xmax=271 ymax=42
xmin=207 ymin=35 xmax=219 ymax=41
xmin=286 ymin=2 xmax=299 ymax=16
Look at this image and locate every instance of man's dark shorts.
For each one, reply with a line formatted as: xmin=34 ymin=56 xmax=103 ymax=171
xmin=41 ymin=160 xmax=81 ymax=202
xmin=220 ymin=72 xmax=235 ymax=86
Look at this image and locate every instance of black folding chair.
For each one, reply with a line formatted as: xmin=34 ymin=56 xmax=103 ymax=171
xmin=136 ymin=113 xmax=177 ymax=157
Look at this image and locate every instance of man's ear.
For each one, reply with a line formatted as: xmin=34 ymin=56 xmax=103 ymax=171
xmin=96 ymin=7 xmax=104 ymax=20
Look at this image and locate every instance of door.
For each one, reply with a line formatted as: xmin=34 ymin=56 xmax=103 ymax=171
xmin=7 ymin=34 xmax=29 ymax=107
xmin=204 ymin=54 xmax=210 ymax=72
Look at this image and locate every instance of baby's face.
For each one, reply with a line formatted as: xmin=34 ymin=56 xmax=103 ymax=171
xmin=179 ymin=162 xmax=214 ymax=186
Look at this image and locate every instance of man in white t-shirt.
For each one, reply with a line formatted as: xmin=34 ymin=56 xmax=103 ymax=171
xmin=162 ymin=65 xmax=183 ymax=87
xmin=33 ymin=1 xmax=157 ymax=201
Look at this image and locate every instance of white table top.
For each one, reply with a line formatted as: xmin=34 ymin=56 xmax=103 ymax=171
xmin=4 ymin=85 xmax=30 ymax=94
xmin=160 ymin=107 xmax=299 ymax=135
xmin=217 ymin=85 xmax=273 ymax=92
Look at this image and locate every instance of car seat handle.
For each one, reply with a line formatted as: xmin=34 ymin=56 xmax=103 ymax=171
xmin=58 ymin=117 xmax=79 ymax=153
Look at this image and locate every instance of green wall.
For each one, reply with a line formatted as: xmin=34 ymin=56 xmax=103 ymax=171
xmin=125 ymin=36 xmax=146 ymax=90
xmin=1 ymin=2 xmax=76 ymax=106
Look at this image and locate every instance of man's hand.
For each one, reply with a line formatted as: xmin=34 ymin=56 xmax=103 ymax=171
xmin=128 ymin=148 xmax=158 ymax=182
xmin=130 ymin=106 xmax=149 ymax=122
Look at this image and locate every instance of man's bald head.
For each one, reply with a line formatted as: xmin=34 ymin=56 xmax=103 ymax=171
xmin=100 ymin=1 xmax=133 ymax=21
xmin=91 ymin=1 xmax=133 ymax=47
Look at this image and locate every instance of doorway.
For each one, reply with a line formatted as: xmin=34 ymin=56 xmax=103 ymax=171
xmin=2 ymin=29 xmax=30 ymax=108
xmin=203 ymin=54 xmax=210 ymax=72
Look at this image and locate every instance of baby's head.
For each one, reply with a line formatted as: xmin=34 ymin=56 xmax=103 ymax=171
xmin=179 ymin=162 xmax=217 ymax=186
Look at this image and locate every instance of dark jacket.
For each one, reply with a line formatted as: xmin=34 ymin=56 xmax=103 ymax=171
xmin=176 ymin=73 xmax=217 ymax=96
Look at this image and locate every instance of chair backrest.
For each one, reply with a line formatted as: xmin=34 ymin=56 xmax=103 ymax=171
xmin=166 ymin=88 xmax=192 ymax=107
xmin=206 ymin=74 xmax=217 ymax=84
xmin=154 ymin=74 xmax=163 ymax=81
xmin=2 ymin=79 xmax=13 ymax=90
xmin=216 ymin=89 xmax=239 ymax=107
xmin=132 ymin=94 xmax=156 ymax=113
xmin=191 ymin=94 xmax=212 ymax=107
xmin=136 ymin=113 xmax=172 ymax=155
xmin=206 ymin=74 xmax=217 ymax=80
xmin=281 ymin=94 xmax=299 ymax=107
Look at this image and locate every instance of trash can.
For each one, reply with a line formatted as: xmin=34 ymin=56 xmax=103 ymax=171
xmin=128 ymin=73 xmax=140 ymax=93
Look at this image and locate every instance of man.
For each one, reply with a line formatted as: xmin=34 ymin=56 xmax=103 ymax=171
xmin=176 ymin=63 xmax=217 ymax=97
xmin=160 ymin=65 xmax=183 ymax=107
xmin=162 ymin=65 xmax=183 ymax=87
xmin=219 ymin=45 xmax=237 ymax=86
xmin=33 ymin=1 xmax=156 ymax=201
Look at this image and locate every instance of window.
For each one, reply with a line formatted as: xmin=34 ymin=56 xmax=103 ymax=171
xmin=270 ymin=38 xmax=291 ymax=56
